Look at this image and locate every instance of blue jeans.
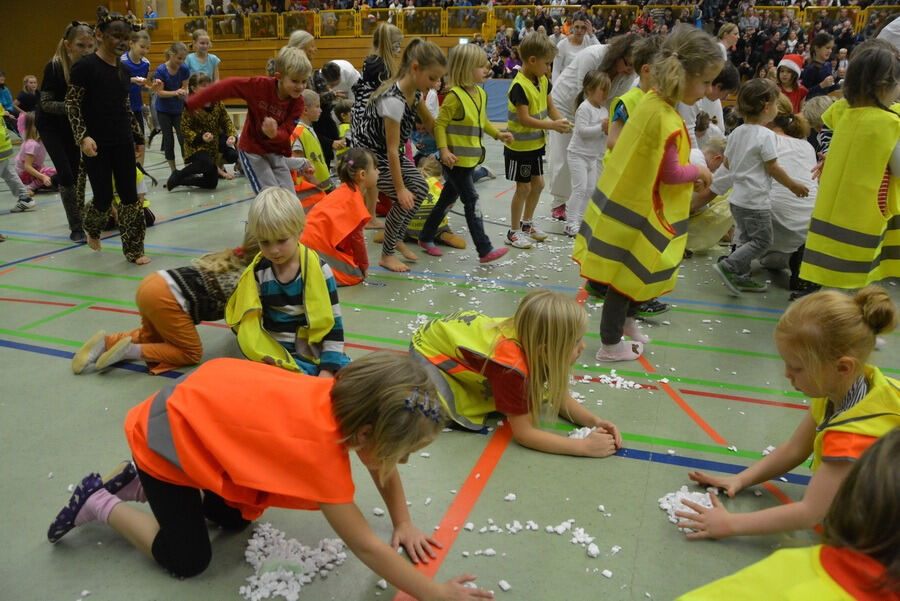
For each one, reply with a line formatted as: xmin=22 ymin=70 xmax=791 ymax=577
xmin=723 ymin=205 xmax=773 ymax=276
xmin=420 ymin=165 xmax=493 ymax=258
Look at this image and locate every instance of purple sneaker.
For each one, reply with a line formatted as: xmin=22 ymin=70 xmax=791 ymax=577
xmin=47 ymin=472 xmax=103 ymax=543
xmin=102 ymin=460 xmax=137 ymax=496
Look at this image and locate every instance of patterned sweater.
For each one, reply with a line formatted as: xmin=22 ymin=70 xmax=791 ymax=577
xmin=180 ymin=101 xmax=235 ymax=163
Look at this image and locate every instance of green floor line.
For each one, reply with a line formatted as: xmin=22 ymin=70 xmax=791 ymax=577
xmin=4 ymin=237 xmax=73 ymax=247
xmin=20 ymin=302 xmax=92 ymax=331
xmin=667 ymin=307 xmax=780 ymax=323
xmin=18 ymin=263 xmax=144 ymax=281
xmin=0 ymin=327 xmax=82 ymax=348
xmin=0 ymin=284 xmax=135 ymax=307
xmin=348 ymin=332 xmax=413 ymax=346
xmin=583 ymin=331 xmax=779 ymax=359
xmin=2 ymin=237 xmax=196 ymax=259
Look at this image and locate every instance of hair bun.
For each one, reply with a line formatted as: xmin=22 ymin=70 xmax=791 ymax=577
xmin=855 ymin=286 xmax=898 ymax=335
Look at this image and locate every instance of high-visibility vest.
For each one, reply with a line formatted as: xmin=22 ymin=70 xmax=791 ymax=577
xmin=573 ymin=91 xmax=692 ymax=301
xmin=444 ymin=86 xmax=487 ymax=168
xmin=799 ymin=105 xmax=900 ymax=288
xmin=290 ymin=123 xmax=332 ymax=212
xmin=0 ymin=107 xmax=11 ymax=161
xmin=505 ymin=71 xmax=549 ymax=153
xmin=113 ymin=167 xmax=151 ymax=209
xmin=677 ymin=545 xmax=897 ymax=601
xmin=300 ymin=183 xmax=371 ymax=286
xmin=336 ymin=122 xmax=350 ymax=158
xmin=603 ymin=86 xmax=646 ymax=164
xmin=124 ymin=358 xmax=354 ymax=521
xmin=809 ymin=364 xmax=900 ymax=471
xmin=410 ymin=311 xmax=528 ymax=430
xmin=406 ymin=176 xmax=449 ymax=239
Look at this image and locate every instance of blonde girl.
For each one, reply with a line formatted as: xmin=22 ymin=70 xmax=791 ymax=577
xmin=565 ymin=70 xmax=612 ymax=237
xmin=15 ymin=112 xmax=57 ymax=191
xmin=49 ymin=353 xmax=494 ymax=600
xmin=72 ymin=229 xmax=259 ymax=375
xmin=355 ymin=39 xmax=447 ymax=273
xmin=411 ymin=290 xmax=622 ymax=457
xmin=14 ymin=74 xmax=39 ymax=137
xmin=185 ymin=29 xmax=220 ymax=81
xmin=678 ymin=286 xmax=899 ymax=540
xmin=122 ymin=29 xmax=151 ymax=145
xmin=418 ymin=44 xmax=514 ymax=264
xmin=265 ymin=29 xmax=317 ymax=78
xmin=152 ymin=41 xmax=190 ymax=172
xmin=573 ymin=25 xmax=717 ymax=362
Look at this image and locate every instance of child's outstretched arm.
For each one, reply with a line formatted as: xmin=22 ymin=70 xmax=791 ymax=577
xmin=764 ymin=158 xmax=809 ymax=197
xmin=507 ymin=406 xmax=619 ymax=458
xmin=367 ymin=466 xmax=439 ymax=564
xmin=184 ymin=77 xmax=248 ymax=111
xmin=319 ymin=503 xmax=494 ymax=601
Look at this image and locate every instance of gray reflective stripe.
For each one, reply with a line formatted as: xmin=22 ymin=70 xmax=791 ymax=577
xmin=818 ymin=411 xmax=900 ymax=432
xmin=409 ymin=346 xmax=481 ymax=431
xmin=446 ymin=124 xmax=481 ymax=137
xmin=589 ymin=188 xmax=688 ymax=254
xmin=581 ymin=236 xmax=681 ymax=285
xmin=808 ymin=217 xmax=884 ymax=249
xmin=506 ymin=109 xmax=549 ymax=121
xmin=447 ymin=146 xmax=484 ymax=158
xmin=146 ymin=380 xmax=185 ymax=471
xmin=318 ymin=251 xmax=364 ymax=278
xmin=802 ymin=247 xmax=892 ymax=274
xmin=511 ymin=130 xmax=544 ymax=142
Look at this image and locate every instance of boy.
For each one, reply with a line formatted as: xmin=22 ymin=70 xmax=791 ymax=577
xmin=504 ymin=32 xmax=571 ymax=249
xmin=225 ymin=187 xmax=349 ymax=377
xmin=333 ymin=99 xmax=352 ymax=161
xmin=605 ymin=35 xmax=662 ymax=153
xmin=290 ymin=89 xmax=334 ymax=210
xmin=185 ymin=46 xmax=310 ymax=193
xmin=0 ymin=106 xmax=34 ymax=212
xmin=678 ymin=62 xmax=739 ymax=149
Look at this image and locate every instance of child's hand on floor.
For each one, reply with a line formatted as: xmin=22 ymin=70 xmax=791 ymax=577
xmin=687 ymin=470 xmax=742 ymax=498
xmin=261 ymin=116 xmax=278 ymax=139
xmin=391 ymin=520 xmax=441 ymax=564
xmin=580 ymin=430 xmax=618 ymax=458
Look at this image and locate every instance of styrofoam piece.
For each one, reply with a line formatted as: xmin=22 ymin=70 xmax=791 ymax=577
xmin=587 ymin=543 xmax=600 ymax=558
xmin=658 ymin=486 xmax=714 ymax=533
xmin=610 ymin=545 xmax=621 ymax=554
xmin=504 ymin=493 xmax=517 ymax=501
xmin=761 ymin=445 xmax=776 ymax=456
xmin=372 ymin=508 xmax=385 ymax=516
xmin=568 ymin=427 xmax=596 ymax=439
xmin=376 ymin=579 xmax=388 ymax=590
xmin=498 ymin=580 xmax=511 ymax=592
xmin=602 ymin=569 xmax=613 ymax=578
xmin=464 ymin=522 xmax=475 ymax=531
xmin=483 ymin=548 xmax=496 ymax=556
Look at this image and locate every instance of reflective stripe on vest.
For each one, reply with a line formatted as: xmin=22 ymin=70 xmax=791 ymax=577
xmin=317 ymin=249 xmax=364 ymax=279
xmin=146 ymin=379 xmax=186 ymax=471
xmin=445 ymin=87 xmax=486 ymax=167
xmin=586 ymin=187 xmax=689 ymax=254
xmin=297 ymin=185 xmax=326 ymax=212
xmin=506 ymin=72 xmax=549 ymax=152
xmin=409 ymin=346 xmax=482 ymax=431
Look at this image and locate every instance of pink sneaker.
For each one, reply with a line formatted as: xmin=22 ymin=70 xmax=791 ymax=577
xmin=551 ymin=205 xmax=566 ymax=221
xmin=479 ymin=247 xmax=509 ymax=263
xmin=417 ymin=240 xmax=443 ymax=256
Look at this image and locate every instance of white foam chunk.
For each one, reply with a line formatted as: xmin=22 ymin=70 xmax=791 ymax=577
xmin=610 ymin=545 xmax=621 ymax=554
xmin=658 ymin=486 xmax=714 ymax=533
xmin=498 ymin=580 xmax=511 ymax=592
xmin=761 ymin=445 xmax=776 ymax=456
xmin=503 ymin=493 xmax=517 ymax=502
xmin=464 ymin=522 xmax=475 ymax=531
xmin=376 ymin=579 xmax=388 ymax=590
xmin=419 ymin=452 xmax=430 ymax=458
xmin=372 ymin=507 xmax=385 ymax=516
xmin=602 ymin=569 xmax=613 ymax=578
xmin=568 ymin=427 xmax=596 ymax=439
xmin=587 ymin=543 xmax=600 ymax=558
xmin=483 ymin=548 xmax=496 ymax=556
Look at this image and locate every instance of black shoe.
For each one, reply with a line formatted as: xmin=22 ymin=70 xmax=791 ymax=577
xmin=585 ymin=280 xmax=608 ymax=299
xmin=789 ymin=280 xmax=820 ymax=301
xmin=636 ymin=298 xmax=670 ymax=317
xmin=147 ymin=128 xmax=161 ymax=147
xmin=69 ymin=230 xmax=86 ymax=243
xmin=165 ymin=171 xmax=179 ymax=192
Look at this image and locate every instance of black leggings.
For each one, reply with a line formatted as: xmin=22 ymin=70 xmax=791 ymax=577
xmin=169 ymin=150 xmax=219 ymax=190
xmin=599 ymin=287 xmax=637 ymax=345
xmin=82 ymin=142 xmax=139 ymax=212
xmin=137 ymin=466 xmax=250 ymax=578
xmin=37 ymin=122 xmax=80 ymax=187
xmin=157 ymin=111 xmax=184 ymax=162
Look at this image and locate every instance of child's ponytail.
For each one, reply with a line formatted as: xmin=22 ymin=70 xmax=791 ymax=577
xmin=855 ymin=286 xmax=898 ymax=336
xmin=651 ymin=24 xmax=722 ymax=105
xmin=370 ymin=38 xmax=446 ymax=104
xmin=53 ymin=21 xmax=94 ymax=83
xmin=336 ymin=148 xmax=374 ymax=190
xmin=773 ymin=94 xmax=810 ymax=139
xmin=193 ymin=229 xmax=260 ymax=274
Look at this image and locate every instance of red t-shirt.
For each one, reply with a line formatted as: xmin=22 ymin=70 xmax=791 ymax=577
xmin=779 ymin=84 xmax=809 ymax=114
xmin=458 ymin=339 xmax=530 ymax=416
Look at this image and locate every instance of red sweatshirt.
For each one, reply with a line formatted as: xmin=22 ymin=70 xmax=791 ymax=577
xmin=185 ymin=76 xmax=304 ymax=157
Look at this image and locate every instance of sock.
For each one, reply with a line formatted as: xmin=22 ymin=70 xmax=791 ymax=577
xmin=123 ymin=343 xmax=143 ymax=361
xmin=521 ymin=220 xmax=533 ymax=230
xmin=75 ymin=489 xmax=122 ymax=526
xmin=84 ymin=336 xmax=107 ymax=366
xmin=115 ymin=476 xmax=147 ymax=503
xmin=624 ymin=318 xmax=651 ymax=344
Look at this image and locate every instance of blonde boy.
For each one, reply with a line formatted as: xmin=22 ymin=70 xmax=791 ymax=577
xmin=290 ymin=89 xmax=334 ymax=201
xmin=504 ymin=32 xmax=572 ymax=249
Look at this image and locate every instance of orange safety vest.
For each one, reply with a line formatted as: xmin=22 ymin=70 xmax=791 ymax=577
xmin=290 ymin=123 xmax=329 ymax=212
xmin=124 ymin=358 xmax=355 ymax=520
xmin=300 ymin=183 xmax=372 ymax=286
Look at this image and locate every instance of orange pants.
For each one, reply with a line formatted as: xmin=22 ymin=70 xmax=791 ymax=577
xmin=105 ymin=272 xmax=203 ymax=374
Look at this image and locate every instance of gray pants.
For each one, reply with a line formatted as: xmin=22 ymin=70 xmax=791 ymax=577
xmin=0 ymin=157 xmax=30 ymax=202
xmin=237 ymin=150 xmax=295 ymax=194
xmin=722 ymin=205 xmax=773 ymax=277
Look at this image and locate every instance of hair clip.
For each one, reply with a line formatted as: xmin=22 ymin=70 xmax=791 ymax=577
xmin=233 ymin=246 xmax=245 ymax=257
xmin=347 ymin=159 xmax=354 ymax=166
xmin=403 ymin=387 xmax=442 ymax=423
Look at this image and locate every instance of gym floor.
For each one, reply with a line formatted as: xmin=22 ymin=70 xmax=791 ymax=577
xmin=1 ymin=136 xmax=897 ymax=601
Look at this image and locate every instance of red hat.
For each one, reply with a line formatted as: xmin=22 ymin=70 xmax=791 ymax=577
xmin=778 ymin=54 xmax=804 ymax=77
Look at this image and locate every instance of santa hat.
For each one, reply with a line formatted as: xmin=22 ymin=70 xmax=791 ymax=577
xmin=777 ymin=54 xmax=803 ymax=77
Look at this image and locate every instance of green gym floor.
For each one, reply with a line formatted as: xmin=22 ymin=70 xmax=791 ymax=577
xmin=1 ymin=137 xmax=897 ymax=601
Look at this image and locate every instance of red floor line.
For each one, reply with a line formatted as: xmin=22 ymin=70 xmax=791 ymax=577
xmin=29 ymin=254 xmax=53 ymax=262
xmin=492 ymin=185 xmax=515 ymax=199
xmin=393 ymin=424 xmax=513 ymax=600
xmin=0 ymin=297 xmax=77 ymax=308
xmin=679 ymin=388 xmax=808 ymax=411
xmin=0 ymin=267 xmax=16 ymax=276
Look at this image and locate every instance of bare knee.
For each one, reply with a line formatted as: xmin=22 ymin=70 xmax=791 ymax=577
xmin=516 ymin=181 xmax=532 ymax=196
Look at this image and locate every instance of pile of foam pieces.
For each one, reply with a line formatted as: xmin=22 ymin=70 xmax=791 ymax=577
xmin=657 ymin=486 xmax=716 ymax=533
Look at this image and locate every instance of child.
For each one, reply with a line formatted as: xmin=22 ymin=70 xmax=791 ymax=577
xmin=0 ymin=106 xmax=34 ymax=213
xmin=411 ymin=117 xmax=437 ymax=165
xmin=290 ymin=89 xmax=334 ymax=209
xmin=47 ymin=353 xmax=494 ymax=600
xmin=801 ymin=95 xmax=835 ymax=159
xmin=225 ymin=187 xmax=350 ymax=376
xmin=504 ymin=32 xmax=572 ymax=249
xmin=121 ymin=29 xmax=152 ymax=147
xmin=334 ymin=98 xmax=352 ymax=161
xmin=72 ymin=230 xmax=258 ymax=375
xmin=165 ymin=72 xmax=236 ymax=192
xmin=605 ymin=33 xmax=662 ymax=153
xmin=185 ymin=45 xmax=310 ymax=194
xmin=66 ymin=13 xmax=149 ymax=264
xmin=300 ymin=148 xmax=375 ymax=286
xmin=801 ymin=32 xmax=839 ymax=99
xmin=14 ymin=75 xmax=39 ymax=137
xmin=185 ymin=29 xmax=220 ymax=81
xmin=677 ymin=286 xmax=900 ymax=540
xmin=153 ymin=41 xmax=190 ymax=173
xmin=565 ymin=70 xmax=611 ymax=237
xmin=693 ymin=111 xmax=723 ymax=151
xmin=712 ymin=79 xmax=809 ymax=295
xmin=418 ymin=44 xmax=513 ymax=263
xmin=686 ymin=136 xmax=732 ymax=254
xmin=776 ymin=54 xmax=808 ymax=114
xmin=800 ymin=40 xmax=900 ymax=290
xmin=15 ymin=112 xmax=56 ymax=192
xmin=355 ymin=39 xmax=447 ymax=273
xmin=573 ymin=25 xmax=718 ymax=362
xmin=0 ymin=70 xmax=18 ymax=133
xmin=411 ymin=289 xmax=622 ymax=457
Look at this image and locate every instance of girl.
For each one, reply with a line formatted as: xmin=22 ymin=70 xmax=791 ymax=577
xmin=677 ymin=286 xmax=899 ymax=540
xmin=573 ymin=25 xmax=717 ymax=362
xmin=300 ymin=148 xmax=376 ymax=286
xmin=153 ymin=41 xmax=190 ymax=173
xmin=48 ymin=353 xmax=494 ymax=600
xmin=801 ymin=32 xmax=839 ymax=99
xmin=184 ymin=29 xmax=220 ymax=81
xmin=165 ymin=73 xmax=236 ymax=191
xmin=776 ymin=54 xmax=808 ymax=114
xmin=15 ymin=113 xmax=57 ymax=192
xmin=66 ymin=13 xmax=149 ymax=264
xmin=71 ymin=230 xmax=258 ymax=375
xmin=411 ymin=289 xmax=622 ymax=457
xmin=418 ymin=44 xmax=513 ymax=264
xmin=14 ymin=75 xmax=39 ymax=137
xmin=800 ymin=40 xmax=900 ymax=290
xmin=565 ymin=70 xmax=611 ymax=237
xmin=355 ymin=39 xmax=447 ymax=273
xmin=36 ymin=21 xmax=94 ymax=242
xmin=712 ymin=79 xmax=809 ymax=296
xmin=121 ymin=29 xmax=151 ymax=147
xmin=505 ymin=47 xmax=522 ymax=75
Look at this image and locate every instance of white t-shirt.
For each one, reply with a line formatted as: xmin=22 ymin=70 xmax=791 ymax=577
xmin=425 ymin=89 xmax=439 ymax=119
xmin=877 ymin=16 xmax=900 ymax=53
xmin=696 ymin=97 xmax=725 ymax=137
xmin=689 ymin=148 xmax=707 ymax=168
xmin=551 ymin=45 xmax=608 ymax=120
xmin=769 ymin=134 xmax=818 ymax=253
xmin=724 ymin=124 xmax=779 ymax=210
xmin=376 ymin=95 xmax=407 ymax=123
xmin=709 ymin=165 xmax=733 ymax=196
xmin=567 ymin=100 xmax=608 ymax=156
xmin=552 ymin=37 xmax=589 ymax=85
xmin=676 ymin=102 xmax=701 ymax=149
xmin=328 ymin=59 xmax=361 ymax=104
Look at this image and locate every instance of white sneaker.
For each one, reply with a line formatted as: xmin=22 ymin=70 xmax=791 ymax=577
xmin=483 ymin=165 xmax=496 ymax=179
xmin=522 ymin=223 xmax=548 ymax=242
xmin=505 ymin=230 xmax=533 ymax=249
xmin=564 ymin=223 xmax=580 ymax=237
xmin=11 ymin=198 xmax=36 ymax=212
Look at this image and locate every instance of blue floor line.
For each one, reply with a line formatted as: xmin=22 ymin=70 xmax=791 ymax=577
xmin=0 ymin=196 xmax=61 ymax=215
xmin=0 ymin=229 xmax=214 ymax=253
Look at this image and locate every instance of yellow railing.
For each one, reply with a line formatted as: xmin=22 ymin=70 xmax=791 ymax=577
xmin=803 ymin=6 xmax=865 ymax=35
xmin=320 ymin=9 xmax=358 ymax=38
xmin=446 ymin=6 xmax=490 ymax=38
xmin=859 ymin=5 xmax=899 ymax=35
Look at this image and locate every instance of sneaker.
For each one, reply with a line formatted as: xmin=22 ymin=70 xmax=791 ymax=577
xmin=11 ymin=198 xmax=35 ymax=212
xmin=102 ymin=460 xmax=138 ymax=497
xmin=47 ymin=472 xmax=104 ymax=543
xmin=417 ymin=240 xmax=443 ymax=256
xmin=551 ymin=205 xmax=566 ymax=221
xmin=482 ymin=165 xmax=496 ymax=180
xmin=521 ymin=222 xmax=548 ymax=242
xmin=712 ymin=260 xmax=743 ymax=296
xmin=72 ymin=330 xmax=107 ymax=374
xmin=564 ymin=223 xmax=580 ymax=237
xmin=69 ymin=230 xmax=86 ymax=243
xmin=505 ymin=230 xmax=533 ymax=249
xmin=733 ymin=274 xmax=768 ymax=292
xmin=635 ymin=299 xmax=670 ymax=317
xmin=479 ymin=247 xmax=508 ymax=263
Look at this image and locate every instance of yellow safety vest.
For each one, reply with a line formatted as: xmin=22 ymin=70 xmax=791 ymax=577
xmin=0 ymin=107 xmax=11 ymax=161
xmin=808 ymin=365 xmax=900 ymax=471
xmin=444 ymin=86 xmax=487 ymax=168
xmin=410 ymin=311 xmax=527 ymax=430
xmin=224 ymin=244 xmax=335 ymax=373
xmin=677 ymin=545 xmax=894 ymax=601
xmin=573 ymin=91 xmax=693 ymax=301
xmin=406 ymin=176 xmax=449 ymax=239
xmin=603 ymin=87 xmax=646 ymax=164
xmin=291 ymin=123 xmax=333 ymax=192
xmin=336 ymin=122 xmax=350 ymax=158
xmin=505 ymin=71 xmax=549 ymax=153
xmin=113 ymin=168 xmax=152 ymax=209
xmin=800 ymin=106 xmax=900 ymax=288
